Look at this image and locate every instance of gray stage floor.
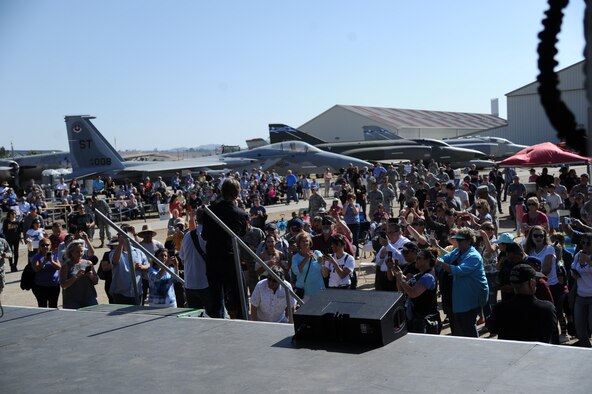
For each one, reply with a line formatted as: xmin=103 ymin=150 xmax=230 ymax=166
xmin=0 ymin=305 xmax=589 ymax=393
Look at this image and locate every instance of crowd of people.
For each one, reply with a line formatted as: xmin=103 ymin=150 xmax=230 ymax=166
xmin=1 ymin=160 xmax=592 ymax=348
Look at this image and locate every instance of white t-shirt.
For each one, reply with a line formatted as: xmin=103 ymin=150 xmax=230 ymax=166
xmin=250 ymin=279 xmax=295 ymax=323
xmin=324 ymin=253 xmax=355 ymax=287
xmin=26 ymin=228 xmax=45 ymax=250
xmin=455 ymin=190 xmax=469 ymax=208
xmin=545 ymin=193 xmax=563 ymax=218
xmin=376 ymin=243 xmax=405 ymax=272
xmin=529 ymin=244 xmax=558 ymax=285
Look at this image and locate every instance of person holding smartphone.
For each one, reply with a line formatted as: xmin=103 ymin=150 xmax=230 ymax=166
xmin=60 ymin=240 xmax=98 ymax=309
xmin=30 ymin=239 xmax=61 ymax=308
xmin=374 ymin=219 xmax=408 ymax=291
xmin=322 ymin=234 xmax=355 ymax=289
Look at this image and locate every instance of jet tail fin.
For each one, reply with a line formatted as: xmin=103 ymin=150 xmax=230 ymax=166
xmin=268 ymin=124 xmax=326 ymax=145
xmin=65 ymin=115 xmax=126 ymax=177
xmin=362 ymin=125 xmax=403 ymax=141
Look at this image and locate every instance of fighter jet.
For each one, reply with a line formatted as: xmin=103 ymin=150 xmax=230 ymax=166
xmin=409 ymin=138 xmax=489 ymax=164
xmin=65 ymin=115 xmax=370 ymax=179
xmin=269 ymin=124 xmax=431 ymax=162
xmin=0 ymin=151 xmax=71 ymax=186
xmin=269 ymin=124 xmax=487 ymax=164
xmin=441 ymin=136 xmax=528 ymax=160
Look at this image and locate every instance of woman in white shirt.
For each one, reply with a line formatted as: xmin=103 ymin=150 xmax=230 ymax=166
xmin=25 ymin=218 xmax=47 ymax=263
xmin=523 ymin=225 xmax=562 ymax=326
xmin=571 ymin=234 xmax=592 ymax=347
xmin=322 ymin=234 xmax=355 ymax=289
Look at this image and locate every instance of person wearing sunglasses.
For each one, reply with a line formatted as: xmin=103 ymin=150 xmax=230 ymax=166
xmin=521 ymin=197 xmax=549 ymax=236
xmin=435 ymin=227 xmax=489 ymax=338
xmin=524 ymin=225 xmax=562 ymax=342
xmin=30 ymin=240 xmax=61 ymax=308
xmin=391 ymin=248 xmax=441 ymax=334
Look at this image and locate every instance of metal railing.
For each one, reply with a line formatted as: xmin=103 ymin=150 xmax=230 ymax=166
xmin=93 ymin=210 xmax=184 ymax=305
xmin=95 ymin=206 xmax=303 ymax=320
xmin=203 ymin=205 xmax=303 ymax=322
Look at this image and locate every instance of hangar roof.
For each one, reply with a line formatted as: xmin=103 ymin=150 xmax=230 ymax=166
xmin=338 ymin=105 xmax=507 ymax=130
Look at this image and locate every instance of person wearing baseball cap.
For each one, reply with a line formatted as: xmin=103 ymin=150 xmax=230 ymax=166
xmin=308 ymin=183 xmax=327 ymax=217
xmin=435 ymin=227 xmax=488 ymax=338
xmin=488 ymin=264 xmax=557 ymax=344
xmin=493 ymin=232 xmax=515 ymax=245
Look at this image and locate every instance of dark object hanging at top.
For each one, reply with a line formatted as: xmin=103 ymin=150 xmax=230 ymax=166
xmin=537 ymin=0 xmax=588 ymax=156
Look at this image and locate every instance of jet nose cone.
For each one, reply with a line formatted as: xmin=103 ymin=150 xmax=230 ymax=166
xmin=322 ymin=151 xmax=370 ymax=171
xmin=350 ymin=157 xmax=372 ymax=168
xmin=452 ymin=147 xmax=488 ymax=160
xmin=466 ymin=148 xmax=489 ymax=159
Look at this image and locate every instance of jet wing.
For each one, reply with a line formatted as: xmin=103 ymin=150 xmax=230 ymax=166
xmin=66 ymin=157 xmax=234 ymax=180
xmin=119 ymin=156 xmax=230 ymax=173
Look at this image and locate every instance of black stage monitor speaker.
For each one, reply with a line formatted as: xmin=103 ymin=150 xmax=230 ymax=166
xmin=293 ymin=289 xmax=407 ymax=347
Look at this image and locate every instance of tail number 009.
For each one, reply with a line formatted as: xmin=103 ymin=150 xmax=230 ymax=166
xmin=89 ymin=158 xmax=112 ymax=166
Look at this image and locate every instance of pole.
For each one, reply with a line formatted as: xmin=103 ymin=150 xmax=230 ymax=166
xmin=203 ymin=206 xmax=303 ymax=309
xmin=232 ymin=237 xmax=249 ymax=320
xmin=93 ymin=209 xmax=183 ymax=284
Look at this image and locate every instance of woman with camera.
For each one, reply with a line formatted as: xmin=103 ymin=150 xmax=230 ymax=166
xmin=321 ymin=234 xmax=355 ymax=289
xmin=291 ymin=233 xmax=324 ymax=302
xmin=30 ymin=239 xmax=61 ymax=308
xmin=59 ymin=240 xmax=99 ymax=309
xmin=389 ymin=248 xmax=441 ymax=334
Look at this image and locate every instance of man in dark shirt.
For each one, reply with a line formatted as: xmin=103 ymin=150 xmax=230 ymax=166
xmin=202 ymin=178 xmax=248 ymax=319
xmin=536 ymin=167 xmax=554 ymax=190
xmin=488 ymin=264 xmax=557 ymax=343
xmin=68 ymin=204 xmax=94 ymax=236
xmin=444 ymin=183 xmax=461 ymax=211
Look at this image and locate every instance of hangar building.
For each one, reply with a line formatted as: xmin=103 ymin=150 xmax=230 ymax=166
xmin=472 ymin=60 xmax=588 ymax=146
xmin=298 ymin=105 xmax=507 ymax=142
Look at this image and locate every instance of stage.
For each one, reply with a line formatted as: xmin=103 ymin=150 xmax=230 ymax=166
xmin=0 ymin=305 xmax=589 ymax=393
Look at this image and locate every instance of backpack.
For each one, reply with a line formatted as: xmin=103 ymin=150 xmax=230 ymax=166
xmin=20 ymin=263 xmax=35 ymax=291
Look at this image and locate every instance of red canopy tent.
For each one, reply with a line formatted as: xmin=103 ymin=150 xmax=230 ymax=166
xmin=497 ymin=142 xmax=591 ymax=167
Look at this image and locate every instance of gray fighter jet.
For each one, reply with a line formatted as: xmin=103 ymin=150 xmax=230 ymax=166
xmin=0 ymin=152 xmax=71 ymax=186
xmin=269 ymin=124 xmax=487 ymax=164
xmin=65 ymin=115 xmax=370 ymax=179
xmin=442 ymin=136 xmax=528 ymax=160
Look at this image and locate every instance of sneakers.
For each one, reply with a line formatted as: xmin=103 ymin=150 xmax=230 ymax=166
xmin=559 ymin=334 xmax=570 ymax=344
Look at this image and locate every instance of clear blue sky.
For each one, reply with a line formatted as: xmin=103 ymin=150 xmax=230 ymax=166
xmin=0 ymin=0 xmax=586 ymax=151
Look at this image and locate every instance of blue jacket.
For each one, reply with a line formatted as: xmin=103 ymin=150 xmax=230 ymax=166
xmin=441 ymin=246 xmax=489 ymax=313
